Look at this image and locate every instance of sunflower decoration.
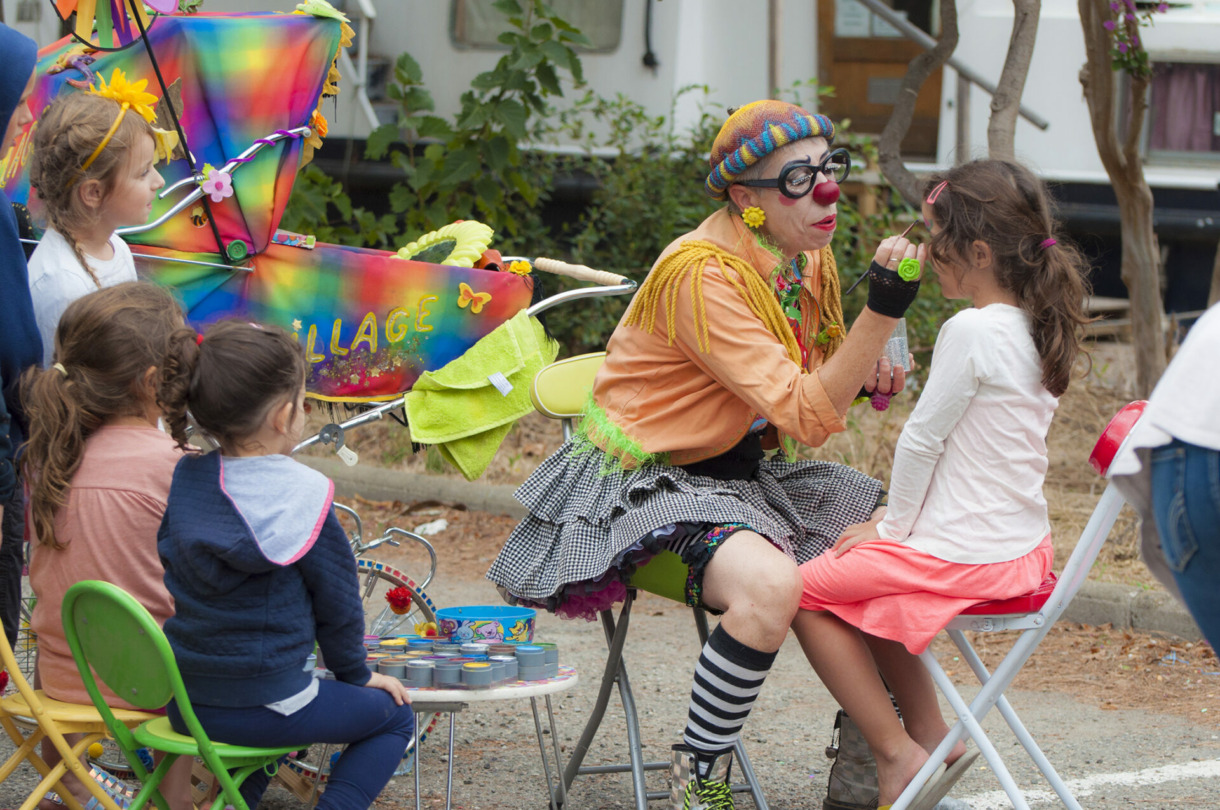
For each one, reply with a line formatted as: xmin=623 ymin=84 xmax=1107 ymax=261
xmin=397 ymin=220 xmax=494 ymax=268
xmin=90 ymin=68 xmax=158 ymax=122
xmin=294 ymin=0 xmax=354 ymax=166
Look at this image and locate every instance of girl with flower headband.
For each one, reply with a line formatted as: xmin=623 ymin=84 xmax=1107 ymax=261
xmin=793 ymin=159 xmax=1092 ymax=809
xmin=27 ymin=69 xmax=174 ymax=366
xmin=20 ymin=282 xmax=194 ymax=810
xmin=487 ymin=99 xmax=923 ymax=809
xmin=156 ymin=320 xmax=414 ymax=810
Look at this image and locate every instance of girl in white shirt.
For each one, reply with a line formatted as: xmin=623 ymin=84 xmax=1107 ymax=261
xmin=27 ymin=71 xmax=167 ymax=365
xmin=794 ymin=160 xmax=1092 ymax=809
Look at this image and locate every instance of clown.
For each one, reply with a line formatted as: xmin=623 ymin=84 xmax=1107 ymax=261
xmin=488 ymin=99 xmax=924 ymax=809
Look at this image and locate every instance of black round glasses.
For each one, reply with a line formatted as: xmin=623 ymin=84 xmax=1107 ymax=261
xmin=735 ymin=148 xmax=852 ymax=198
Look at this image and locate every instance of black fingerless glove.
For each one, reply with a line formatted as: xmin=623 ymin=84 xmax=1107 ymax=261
xmin=865 ymin=260 xmax=921 ymax=319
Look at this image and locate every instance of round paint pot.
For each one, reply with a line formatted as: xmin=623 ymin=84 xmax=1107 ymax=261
xmin=462 ymin=661 xmax=493 ymax=689
xmin=434 ymin=660 xmax=464 ymax=686
xmin=490 ymin=654 xmax=517 ymax=682
xmin=405 ymin=659 xmax=435 ymax=687
xmin=488 ymin=659 xmax=508 ymax=684
xmin=378 ymin=638 xmax=407 ymax=651
xmin=518 ymin=664 xmax=548 ymax=681
xmin=460 ymin=642 xmax=490 ymax=657
xmin=514 ymin=645 xmax=545 ymax=667
xmin=378 ymin=657 xmax=408 ymax=679
xmin=489 ymin=643 xmax=517 ymax=657
xmin=434 ymin=642 xmax=463 ymax=655
xmin=408 ymin=638 xmax=436 ymax=649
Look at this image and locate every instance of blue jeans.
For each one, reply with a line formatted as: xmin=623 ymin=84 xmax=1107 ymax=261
xmin=1150 ymin=439 xmax=1220 ymax=649
xmin=169 ymin=679 xmax=415 ymax=810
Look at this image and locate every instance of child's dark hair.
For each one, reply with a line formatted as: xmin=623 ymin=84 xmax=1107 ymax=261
xmin=159 ymin=320 xmax=307 ymax=453
xmin=923 ymin=160 xmax=1092 ymax=396
xmin=28 ymin=91 xmax=155 ymax=285
xmin=19 ymin=282 xmax=184 ymax=549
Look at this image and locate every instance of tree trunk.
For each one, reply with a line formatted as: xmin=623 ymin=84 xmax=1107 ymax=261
xmin=1078 ymin=0 xmax=1166 ymax=395
xmin=878 ymin=0 xmax=959 ymax=206
xmin=988 ymin=0 xmax=1041 ymax=160
xmin=1209 ymin=239 xmax=1220 ymax=307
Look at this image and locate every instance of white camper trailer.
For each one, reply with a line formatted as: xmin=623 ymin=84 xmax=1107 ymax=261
xmin=4 ymin=0 xmax=1218 ymax=307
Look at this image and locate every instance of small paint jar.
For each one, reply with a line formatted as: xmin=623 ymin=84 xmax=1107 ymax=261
xmin=405 ymin=659 xmax=434 ymax=688
xmin=434 ymin=660 xmax=464 ymax=686
xmin=489 ymin=643 xmax=517 ymax=657
xmin=518 ymin=664 xmax=548 ymax=681
xmin=434 ymin=642 xmax=463 ymax=655
xmin=462 ymin=661 xmax=493 ymax=689
xmin=379 ymin=638 xmax=407 ymax=651
xmin=364 ymin=634 xmax=383 ymax=650
xmin=408 ymin=638 xmax=436 ymax=650
xmin=490 ymin=654 xmax=517 ymax=682
xmin=514 ymin=645 xmax=545 ymax=667
xmin=378 ymin=657 xmax=408 ymax=679
xmin=460 ymin=642 xmax=489 ymax=657
xmin=488 ymin=659 xmax=508 ymax=684
xmin=431 ymin=652 xmax=460 ymax=659
xmin=537 ymin=642 xmax=559 ymax=678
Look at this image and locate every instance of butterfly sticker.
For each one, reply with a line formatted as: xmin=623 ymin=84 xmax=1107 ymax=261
xmin=457 ymin=282 xmax=493 ymax=314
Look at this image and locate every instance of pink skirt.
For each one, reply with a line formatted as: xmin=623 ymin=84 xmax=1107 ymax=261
xmin=798 ymin=535 xmax=1053 ymax=654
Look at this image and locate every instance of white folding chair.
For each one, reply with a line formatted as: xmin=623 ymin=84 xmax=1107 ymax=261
xmin=890 ymin=401 xmax=1147 ymax=810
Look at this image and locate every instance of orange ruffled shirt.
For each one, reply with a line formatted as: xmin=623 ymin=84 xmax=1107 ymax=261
xmin=591 ymin=208 xmax=846 ymax=466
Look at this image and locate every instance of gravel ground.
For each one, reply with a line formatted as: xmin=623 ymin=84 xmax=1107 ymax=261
xmin=4 ymin=562 xmax=1218 ymax=809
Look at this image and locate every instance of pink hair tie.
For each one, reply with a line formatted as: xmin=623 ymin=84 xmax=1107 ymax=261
xmin=1040 ymin=238 xmax=1057 ymax=250
xmin=195 ymin=333 xmax=205 ymax=346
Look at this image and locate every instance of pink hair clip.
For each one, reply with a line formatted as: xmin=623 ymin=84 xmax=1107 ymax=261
xmin=926 ymin=180 xmax=949 ymax=205
xmin=1039 ymin=238 xmax=1057 ymax=250
xmin=195 ymin=333 xmax=205 ymax=346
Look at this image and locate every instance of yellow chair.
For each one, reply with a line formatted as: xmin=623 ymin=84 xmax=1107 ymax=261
xmin=530 ymin=352 xmax=769 ymax=810
xmin=0 ymin=625 xmax=154 ymax=810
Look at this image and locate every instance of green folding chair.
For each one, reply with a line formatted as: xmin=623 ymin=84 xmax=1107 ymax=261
xmin=62 ymin=580 xmax=303 ymax=810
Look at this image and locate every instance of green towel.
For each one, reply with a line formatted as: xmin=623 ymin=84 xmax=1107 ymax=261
xmin=405 ymin=311 xmax=558 ymax=481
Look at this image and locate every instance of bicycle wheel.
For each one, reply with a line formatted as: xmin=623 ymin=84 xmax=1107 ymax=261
xmin=356 ymin=559 xmax=437 ymax=637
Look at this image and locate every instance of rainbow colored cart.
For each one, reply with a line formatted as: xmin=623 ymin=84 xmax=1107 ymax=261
xmin=1 ymin=9 xmax=536 ymax=403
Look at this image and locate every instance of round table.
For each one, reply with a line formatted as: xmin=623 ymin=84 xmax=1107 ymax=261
xmin=407 ymin=665 xmax=578 ymax=810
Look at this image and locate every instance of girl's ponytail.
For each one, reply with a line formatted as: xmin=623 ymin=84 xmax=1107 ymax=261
xmin=20 ymin=366 xmax=89 ymax=550
xmin=19 ymin=282 xmax=183 ymax=549
xmin=923 ymin=160 xmax=1092 ymax=397
xmin=158 ymin=328 xmax=202 ymax=450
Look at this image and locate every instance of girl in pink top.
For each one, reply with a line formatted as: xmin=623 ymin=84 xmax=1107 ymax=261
xmin=21 ymin=282 xmax=190 ymax=810
xmin=793 ymin=160 xmax=1092 ymax=810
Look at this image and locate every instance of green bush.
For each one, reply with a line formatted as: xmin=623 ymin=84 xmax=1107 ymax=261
xmin=280 ymin=2 xmax=964 ymax=358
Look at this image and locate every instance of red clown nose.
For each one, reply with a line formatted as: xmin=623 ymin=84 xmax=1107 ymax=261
xmin=812 ymin=181 xmax=840 ymax=206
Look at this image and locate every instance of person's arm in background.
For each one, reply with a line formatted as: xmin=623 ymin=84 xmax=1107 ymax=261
xmin=0 ymin=374 xmax=13 ymax=525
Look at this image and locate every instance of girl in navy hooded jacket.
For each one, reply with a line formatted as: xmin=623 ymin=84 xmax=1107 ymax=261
xmin=157 ymin=320 xmax=413 ymax=810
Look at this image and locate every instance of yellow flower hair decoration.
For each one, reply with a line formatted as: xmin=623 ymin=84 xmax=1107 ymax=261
xmin=507 ymin=260 xmax=532 ymax=276
xmin=68 ymin=68 xmax=165 ymax=186
xmin=89 ymin=68 xmax=158 ymax=123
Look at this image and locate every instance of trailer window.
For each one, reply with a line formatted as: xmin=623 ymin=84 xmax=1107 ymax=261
xmin=451 ymin=0 xmax=623 ymax=53
xmin=1146 ymin=61 xmax=1220 ymax=158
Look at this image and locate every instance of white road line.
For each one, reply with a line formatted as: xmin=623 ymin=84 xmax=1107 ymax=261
xmin=962 ymin=758 xmax=1220 ymax=809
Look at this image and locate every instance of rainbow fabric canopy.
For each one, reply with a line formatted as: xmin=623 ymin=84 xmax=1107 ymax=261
xmin=0 ymin=8 xmax=535 ymax=403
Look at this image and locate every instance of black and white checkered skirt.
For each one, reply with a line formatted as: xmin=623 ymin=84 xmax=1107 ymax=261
xmin=486 ymin=439 xmax=883 ymax=610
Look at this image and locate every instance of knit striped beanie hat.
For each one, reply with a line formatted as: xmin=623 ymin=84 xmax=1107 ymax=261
xmin=705 ymin=100 xmax=836 ymax=201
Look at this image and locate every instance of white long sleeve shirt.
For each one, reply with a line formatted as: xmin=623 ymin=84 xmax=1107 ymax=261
xmin=28 ymin=228 xmax=136 ymax=366
xmin=876 ymin=305 xmax=1058 ymax=564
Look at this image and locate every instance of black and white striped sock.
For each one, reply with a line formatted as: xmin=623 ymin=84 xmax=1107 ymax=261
xmin=683 ymin=624 xmax=776 ymax=776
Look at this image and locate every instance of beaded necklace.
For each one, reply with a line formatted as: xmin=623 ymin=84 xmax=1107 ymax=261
xmin=770 ymin=254 xmax=841 ymax=368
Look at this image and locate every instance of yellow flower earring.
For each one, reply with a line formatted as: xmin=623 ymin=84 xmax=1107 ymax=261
xmin=742 ymin=206 xmax=766 ymax=229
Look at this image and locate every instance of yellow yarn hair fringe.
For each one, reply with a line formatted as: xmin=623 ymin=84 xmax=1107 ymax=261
xmin=623 ymin=240 xmax=845 ymax=363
